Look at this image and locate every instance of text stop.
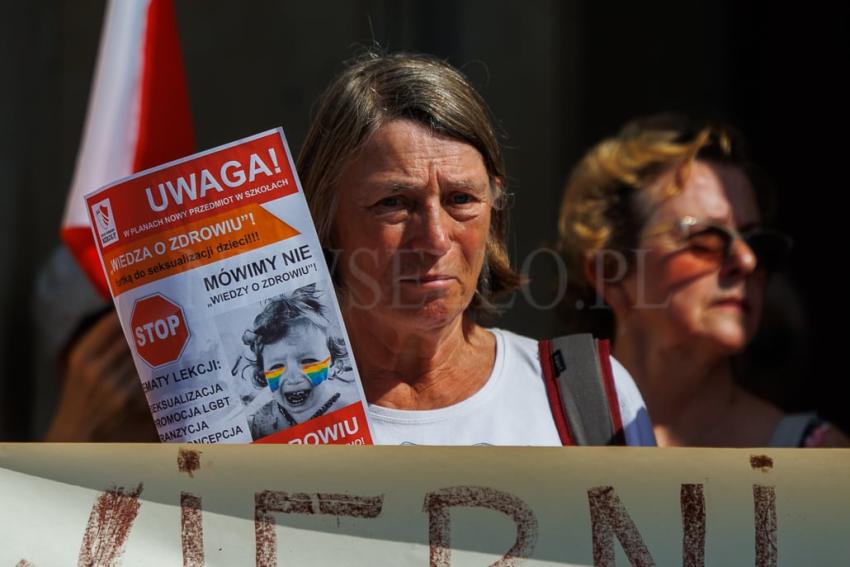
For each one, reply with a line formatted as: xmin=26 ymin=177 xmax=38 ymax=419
xmin=129 ymin=294 xmax=190 ymax=367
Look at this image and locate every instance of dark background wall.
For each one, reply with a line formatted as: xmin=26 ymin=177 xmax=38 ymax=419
xmin=1 ymin=1 xmax=846 ymax=439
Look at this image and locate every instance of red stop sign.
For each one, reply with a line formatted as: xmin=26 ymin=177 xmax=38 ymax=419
xmin=130 ymin=293 xmax=190 ymax=367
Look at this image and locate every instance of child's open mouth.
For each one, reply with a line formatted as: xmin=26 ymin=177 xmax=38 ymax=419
xmin=284 ymin=389 xmax=311 ymax=406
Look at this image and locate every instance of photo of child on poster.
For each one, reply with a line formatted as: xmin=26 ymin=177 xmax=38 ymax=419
xmin=215 ymin=283 xmax=359 ymax=440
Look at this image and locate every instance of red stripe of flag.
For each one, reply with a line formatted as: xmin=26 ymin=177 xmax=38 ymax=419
xmin=61 ymin=0 xmax=194 ymax=298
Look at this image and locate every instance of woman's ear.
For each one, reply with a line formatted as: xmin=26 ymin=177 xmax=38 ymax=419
xmin=491 ymin=175 xmax=503 ymax=198
xmin=583 ymin=251 xmax=633 ymax=316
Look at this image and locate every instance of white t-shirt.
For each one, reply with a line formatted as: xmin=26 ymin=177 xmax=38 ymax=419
xmin=368 ymin=328 xmax=656 ymax=446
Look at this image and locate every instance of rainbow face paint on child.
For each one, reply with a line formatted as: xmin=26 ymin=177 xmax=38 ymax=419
xmin=264 ymin=366 xmax=285 ymax=392
xmin=303 ymin=356 xmax=331 ymax=387
xmin=263 ymin=356 xmax=331 ymax=391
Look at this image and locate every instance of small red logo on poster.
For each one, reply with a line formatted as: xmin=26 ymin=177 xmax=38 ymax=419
xmin=130 ymin=293 xmax=190 ymax=367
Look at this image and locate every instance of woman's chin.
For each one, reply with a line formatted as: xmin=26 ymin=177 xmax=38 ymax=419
xmin=344 ymin=285 xmax=473 ymax=332
xmin=692 ymin=325 xmax=750 ymax=355
xmin=393 ymin=293 xmax=472 ymax=329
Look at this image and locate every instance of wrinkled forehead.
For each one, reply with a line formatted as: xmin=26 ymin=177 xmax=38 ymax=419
xmin=353 ymin=119 xmax=490 ymax=181
xmin=644 ymin=160 xmax=760 ymax=227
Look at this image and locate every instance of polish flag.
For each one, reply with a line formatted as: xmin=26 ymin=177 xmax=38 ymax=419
xmin=61 ymin=0 xmax=194 ymax=298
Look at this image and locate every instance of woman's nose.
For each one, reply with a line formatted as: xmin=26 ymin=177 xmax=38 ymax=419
xmin=723 ymin=238 xmax=758 ymax=276
xmin=409 ymin=203 xmax=451 ymax=257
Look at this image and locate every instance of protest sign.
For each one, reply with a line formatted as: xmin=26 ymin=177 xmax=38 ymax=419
xmin=84 ymin=130 xmax=371 ymax=445
xmin=1 ymin=445 xmax=848 ymax=565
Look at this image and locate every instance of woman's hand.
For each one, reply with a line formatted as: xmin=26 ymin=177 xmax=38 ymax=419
xmin=45 ymin=310 xmax=156 ymax=441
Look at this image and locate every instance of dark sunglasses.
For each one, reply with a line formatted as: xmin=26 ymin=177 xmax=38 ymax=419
xmin=645 ymin=216 xmax=793 ymax=272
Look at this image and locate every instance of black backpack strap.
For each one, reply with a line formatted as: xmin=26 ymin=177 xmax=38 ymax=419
xmin=539 ymin=333 xmax=626 ymax=446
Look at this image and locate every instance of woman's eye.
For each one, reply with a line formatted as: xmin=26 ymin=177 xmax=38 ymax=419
xmin=687 ymin=229 xmax=728 ymax=254
xmin=370 ymin=195 xmax=411 ymax=220
xmin=376 ymin=196 xmax=403 ymax=209
xmin=448 ymin=193 xmax=474 ymax=205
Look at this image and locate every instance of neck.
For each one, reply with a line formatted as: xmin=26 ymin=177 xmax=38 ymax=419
xmin=613 ymin=323 xmax=742 ymax=447
xmin=343 ymin=307 xmax=496 ymax=410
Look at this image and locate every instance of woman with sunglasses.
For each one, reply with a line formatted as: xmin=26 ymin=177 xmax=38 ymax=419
xmin=557 ymin=113 xmax=848 ymax=447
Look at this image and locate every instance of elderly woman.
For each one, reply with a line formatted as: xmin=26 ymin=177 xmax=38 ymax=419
xmin=297 ymin=52 xmax=654 ymax=445
xmin=558 ymin=114 xmax=847 ymax=447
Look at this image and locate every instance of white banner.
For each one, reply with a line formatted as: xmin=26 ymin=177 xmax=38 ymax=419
xmin=2 ymin=445 xmax=848 ymax=565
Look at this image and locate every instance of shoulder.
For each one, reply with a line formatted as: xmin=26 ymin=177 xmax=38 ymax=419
xmin=489 ymin=329 xmax=656 ymax=446
xmin=608 ymin=356 xmax=645 ymax=412
xmin=489 ymin=327 xmax=537 ymax=350
xmin=816 ymin=424 xmax=850 ymax=447
xmin=771 ymin=412 xmax=850 ymax=447
xmin=608 ymin=355 xmax=656 ymax=446
xmin=487 ymin=328 xmax=646 ymax=415
xmin=487 ymin=328 xmax=543 ymax=384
